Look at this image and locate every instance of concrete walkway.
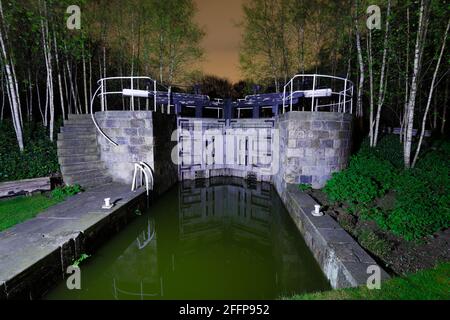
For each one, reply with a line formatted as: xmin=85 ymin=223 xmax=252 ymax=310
xmin=0 ymin=183 xmax=146 ymax=299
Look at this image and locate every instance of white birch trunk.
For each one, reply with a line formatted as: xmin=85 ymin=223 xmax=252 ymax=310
xmin=0 ymin=0 xmax=23 ymax=150
xmin=412 ymin=19 xmax=449 ymax=167
xmin=373 ymin=0 xmax=392 ymax=146
xmin=355 ymin=1 xmax=365 ymax=118
xmin=53 ymin=33 xmax=65 ymax=121
xmin=404 ymin=0 xmax=428 ymax=169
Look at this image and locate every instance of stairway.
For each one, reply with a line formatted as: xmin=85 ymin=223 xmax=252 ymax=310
xmin=57 ymin=114 xmax=113 ymax=188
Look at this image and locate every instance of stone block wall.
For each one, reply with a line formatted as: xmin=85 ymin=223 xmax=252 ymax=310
xmin=95 ymin=111 xmax=177 ymax=195
xmin=275 ymin=112 xmax=352 ymax=191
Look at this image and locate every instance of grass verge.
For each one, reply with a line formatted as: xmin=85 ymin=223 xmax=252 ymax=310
xmin=0 ymin=194 xmax=62 ymax=232
xmin=285 ymin=262 xmax=449 ymax=300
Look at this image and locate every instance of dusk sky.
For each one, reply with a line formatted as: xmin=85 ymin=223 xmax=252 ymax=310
xmin=194 ymin=0 xmax=245 ymax=83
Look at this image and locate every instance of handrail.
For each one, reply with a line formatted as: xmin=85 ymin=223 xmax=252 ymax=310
xmin=131 ymin=162 xmax=154 ymax=196
xmin=90 ymin=86 xmax=119 ymax=146
xmin=282 ymin=74 xmax=354 ymax=114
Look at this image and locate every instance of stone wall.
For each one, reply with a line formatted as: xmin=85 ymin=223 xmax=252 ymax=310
xmin=275 ymin=112 xmax=352 ymax=191
xmin=95 ymin=111 xmax=177 ymax=195
xmin=95 ymin=111 xmax=351 ymax=194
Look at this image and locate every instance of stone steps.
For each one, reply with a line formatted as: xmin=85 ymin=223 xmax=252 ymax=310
xmin=60 ymin=161 xmax=106 ymax=175
xmin=57 ymin=115 xmax=112 ymax=189
xmin=57 ymin=146 xmax=99 ymax=156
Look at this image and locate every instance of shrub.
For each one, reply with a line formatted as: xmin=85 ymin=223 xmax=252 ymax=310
xmin=324 ymin=170 xmax=379 ymax=211
xmin=51 ymin=185 xmax=83 ymax=201
xmin=298 ymin=183 xmax=312 ymax=191
xmin=0 ymin=121 xmax=60 ymax=182
xmin=324 ymin=135 xmax=450 ymax=241
xmin=348 ymin=153 xmax=397 ymax=193
xmin=386 ymin=172 xmax=450 ymax=241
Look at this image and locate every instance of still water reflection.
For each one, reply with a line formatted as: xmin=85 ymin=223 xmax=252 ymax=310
xmin=46 ymin=178 xmax=330 ymax=300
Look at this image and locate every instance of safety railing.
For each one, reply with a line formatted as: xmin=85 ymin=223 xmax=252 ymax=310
xmin=282 ymin=74 xmax=354 ymax=114
xmin=98 ymin=76 xmax=159 ymax=111
xmin=131 ymin=161 xmax=154 ymax=196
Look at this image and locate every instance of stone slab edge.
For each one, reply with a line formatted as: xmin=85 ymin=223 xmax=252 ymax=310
xmin=279 ymin=183 xmax=390 ymax=289
xmin=1 ymin=189 xmax=146 ymax=300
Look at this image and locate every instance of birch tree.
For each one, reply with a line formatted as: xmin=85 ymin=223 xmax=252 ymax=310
xmin=372 ymin=0 xmax=391 ymax=146
xmin=0 ymin=0 xmax=24 ymax=151
xmin=412 ymin=19 xmax=449 ymax=167
xmin=404 ymin=0 xmax=429 ymax=169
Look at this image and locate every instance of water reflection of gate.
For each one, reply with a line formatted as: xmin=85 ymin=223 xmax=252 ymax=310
xmin=178 ymin=178 xmax=272 ymax=247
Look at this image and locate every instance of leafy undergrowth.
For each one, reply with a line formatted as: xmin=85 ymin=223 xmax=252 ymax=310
xmin=0 ymin=120 xmax=60 ymax=182
xmin=323 ymin=136 xmax=450 ymax=241
xmin=0 ymin=185 xmax=82 ymax=232
xmin=284 ymin=262 xmax=450 ymax=300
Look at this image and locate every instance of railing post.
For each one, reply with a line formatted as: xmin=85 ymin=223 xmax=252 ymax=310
xmin=290 ymin=80 xmax=293 ymax=112
xmin=131 ymin=77 xmax=135 ymax=111
xmin=100 ymin=79 xmax=105 ymax=112
xmin=343 ymin=79 xmax=347 ymax=113
xmin=168 ymin=86 xmax=171 ymax=114
xmin=311 ymin=75 xmax=316 ymax=111
xmin=282 ymin=85 xmax=286 ymax=114
xmin=350 ymin=85 xmax=354 ymax=114
xmin=153 ymin=80 xmax=157 ymax=112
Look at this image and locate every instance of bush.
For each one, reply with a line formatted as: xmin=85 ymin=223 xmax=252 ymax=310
xmin=324 ymin=170 xmax=379 ymax=211
xmin=324 ymin=135 xmax=450 ymax=241
xmin=324 ymin=151 xmax=396 ymax=209
xmin=298 ymin=183 xmax=312 ymax=191
xmin=51 ymin=185 xmax=83 ymax=201
xmin=0 ymin=121 xmax=60 ymax=182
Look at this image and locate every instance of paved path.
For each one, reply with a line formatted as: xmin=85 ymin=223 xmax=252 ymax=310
xmin=0 ymin=183 xmax=145 ymax=298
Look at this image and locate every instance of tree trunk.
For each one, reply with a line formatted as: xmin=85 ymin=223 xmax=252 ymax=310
xmin=373 ymin=0 xmax=391 ymax=146
xmin=54 ymin=33 xmax=65 ymax=121
xmin=40 ymin=0 xmax=54 ymax=142
xmin=412 ymin=19 xmax=449 ymax=167
xmin=36 ymin=74 xmax=45 ymax=125
xmin=368 ymin=31 xmax=375 ymax=146
xmin=0 ymin=0 xmax=23 ymax=151
xmin=0 ymin=69 xmax=4 ymax=122
xmin=355 ymin=0 xmax=364 ymax=119
xmin=404 ymin=0 xmax=428 ymax=169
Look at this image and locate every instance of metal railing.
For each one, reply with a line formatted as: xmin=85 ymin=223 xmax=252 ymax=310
xmin=131 ymin=161 xmax=154 ymax=196
xmin=98 ymin=76 xmax=158 ymax=111
xmin=282 ymin=74 xmax=354 ymax=114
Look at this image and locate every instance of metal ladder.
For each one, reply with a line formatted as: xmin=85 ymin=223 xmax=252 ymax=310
xmin=131 ymin=161 xmax=154 ymax=196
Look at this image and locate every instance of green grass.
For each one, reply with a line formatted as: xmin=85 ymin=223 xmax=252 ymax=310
xmin=0 ymin=194 xmax=61 ymax=232
xmin=285 ymin=263 xmax=450 ymax=300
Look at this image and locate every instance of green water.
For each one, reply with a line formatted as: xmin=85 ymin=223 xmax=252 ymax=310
xmin=46 ymin=179 xmax=330 ymax=300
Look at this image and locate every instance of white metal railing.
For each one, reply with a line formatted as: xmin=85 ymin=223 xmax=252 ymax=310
xmin=131 ymin=161 xmax=154 ymax=196
xmin=282 ymin=74 xmax=354 ymax=114
xmin=98 ymin=76 xmax=158 ymax=112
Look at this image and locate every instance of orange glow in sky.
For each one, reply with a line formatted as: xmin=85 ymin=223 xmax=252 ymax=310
xmin=194 ymin=0 xmax=245 ymax=83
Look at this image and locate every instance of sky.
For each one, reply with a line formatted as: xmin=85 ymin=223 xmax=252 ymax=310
xmin=193 ymin=0 xmax=245 ymax=83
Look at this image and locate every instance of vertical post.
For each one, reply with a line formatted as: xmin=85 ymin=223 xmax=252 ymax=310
xmin=167 ymin=86 xmax=171 ymax=114
xmin=100 ymin=79 xmax=105 ymax=111
xmin=153 ymin=80 xmax=157 ymax=112
xmin=290 ymin=80 xmax=293 ymax=112
xmin=338 ymin=91 xmax=342 ymax=112
xmin=282 ymin=85 xmax=286 ymax=113
xmin=131 ymin=77 xmax=134 ymax=111
xmin=350 ymin=85 xmax=354 ymax=114
xmin=311 ymin=75 xmax=316 ymax=111
xmin=343 ymin=79 xmax=347 ymax=113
